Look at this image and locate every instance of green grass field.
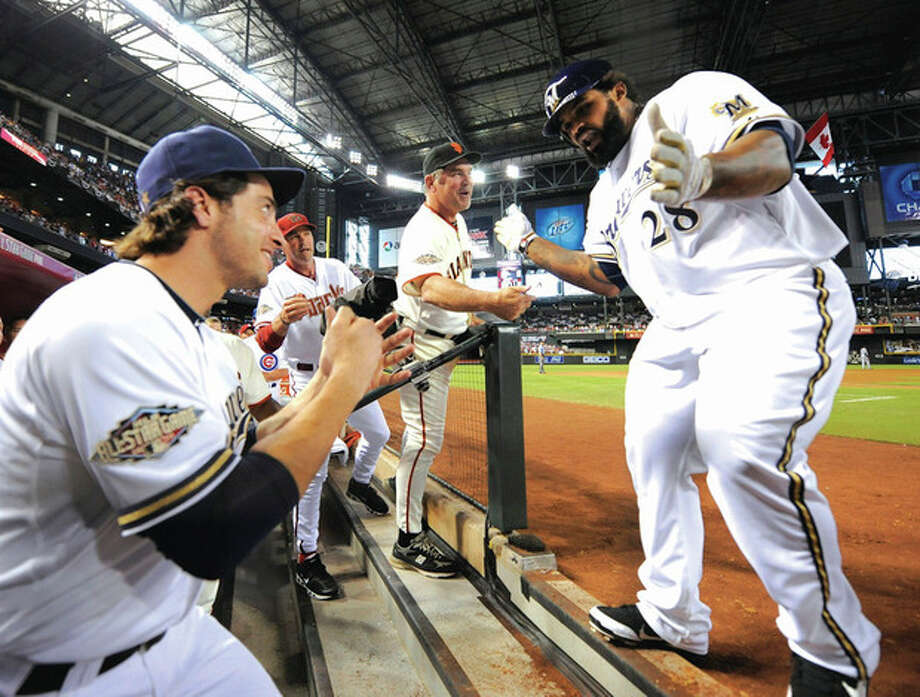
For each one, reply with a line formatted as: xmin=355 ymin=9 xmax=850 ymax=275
xmin=451 ymin=363 xmax=920 ymax=446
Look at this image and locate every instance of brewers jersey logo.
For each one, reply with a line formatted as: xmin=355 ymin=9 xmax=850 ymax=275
xmin=710 ymin=94 xmax=756 ymax=121
xmin=91 ymin=405 xmax=202 ymax=464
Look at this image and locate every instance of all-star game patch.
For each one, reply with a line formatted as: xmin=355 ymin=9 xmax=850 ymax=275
xmin=92 ymin=405 xmax=203 ymax=464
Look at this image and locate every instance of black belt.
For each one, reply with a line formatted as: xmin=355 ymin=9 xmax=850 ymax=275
xmin=295 ymin=362 xmax=314 ymax=372
xmin=16 ymin=632 xmax=165 ymax=695
xmin=397 ymin=316 xmax=454 ymax=340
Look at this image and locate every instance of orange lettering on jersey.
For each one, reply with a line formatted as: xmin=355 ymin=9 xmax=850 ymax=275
xmin=446 ymin=251 xmax=473 ymax=280
xmin=304 ymin=285 xmax=345 ymax=317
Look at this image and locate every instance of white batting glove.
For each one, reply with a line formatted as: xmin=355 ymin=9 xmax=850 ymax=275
xmin=494 ymin=204 xmax=537 ymax=254
xmin=647 ymin=102 xmax=713 ymax=206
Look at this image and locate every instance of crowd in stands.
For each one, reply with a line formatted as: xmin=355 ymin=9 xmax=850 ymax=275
xmin=0 ymin=192 xmax=117 ymax=258
xmin=1 ymin=112 xmax=138 ymax=218
xmin=520 ymin=301 xmax=651 ymax=334
xmin=854 ymin=288 xmax=920 ymax=326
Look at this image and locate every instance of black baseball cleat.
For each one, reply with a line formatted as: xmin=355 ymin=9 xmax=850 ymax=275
xmin=295 ymin=554 xmax=340 ymax=600
xmin=589 ymin=604 xmax=672 ymax=648
xmin=787 ymin=652 xmax=868 ymax=697
xmin=590 ymin=605 xmax=709 ymax=658
xmin=391 ymin=531 xmax=458 ymax=578
xmin=346 ymin=478 xmax=389 ymax=516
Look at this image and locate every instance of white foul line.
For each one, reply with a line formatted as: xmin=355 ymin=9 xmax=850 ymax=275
xmin=838 ymin=396 xmax=897 ymax=404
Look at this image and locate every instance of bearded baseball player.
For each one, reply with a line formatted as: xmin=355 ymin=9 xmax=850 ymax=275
xmin=495 ymin=60 xmax=880 ymax=696
xmin=391 ymin=142 xmax=533 ymax=577
xmin=0 ymin=124 xmax=411 ymax=696
xmin=255 ymin=212 xmax=392 ymax=599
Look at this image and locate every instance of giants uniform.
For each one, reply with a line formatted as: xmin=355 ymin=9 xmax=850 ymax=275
xmin=255 ymin=258 xmax=388 ymax=554
xmin=583 ymin=71 xmax=879 ymax=678
xmin=393 ymin=204 xmax=473 ymax=534
xmin=0 ymin=262 xmax=280 ymax=696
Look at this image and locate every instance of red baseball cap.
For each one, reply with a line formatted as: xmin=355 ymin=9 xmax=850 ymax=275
xmin=238 ymin=323 xmax=253 ymax=336
xmin=277 ymin=212 xmax=316 ymax=236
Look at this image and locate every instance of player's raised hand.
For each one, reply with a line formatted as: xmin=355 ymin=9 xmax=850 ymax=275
xmin=492 ymin=285 xmax=534 ymax=321
xmin=647 ymin=102 xmax=713 ymax=206
xmin=280 ymin=294 xmax=310 ymax=324
xmin=494 ymin=204 xmax=536 ymax=254
xmin=373 ymin=312 xmax=415 ymax=389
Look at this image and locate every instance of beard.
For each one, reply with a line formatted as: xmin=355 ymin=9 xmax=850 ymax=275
xmin=578 ymin=98 xmax=631 ymax=168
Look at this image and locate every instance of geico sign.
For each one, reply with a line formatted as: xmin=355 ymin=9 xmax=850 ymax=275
xmin=582 ymin=355 xmax=611 ymax=364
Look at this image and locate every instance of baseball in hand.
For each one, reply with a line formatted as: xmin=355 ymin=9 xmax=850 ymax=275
xmin=647 ymin=102 xmax=712 ymax=206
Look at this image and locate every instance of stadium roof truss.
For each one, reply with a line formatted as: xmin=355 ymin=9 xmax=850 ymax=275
xmin=0 ymin=0 xmax=918 ymax=200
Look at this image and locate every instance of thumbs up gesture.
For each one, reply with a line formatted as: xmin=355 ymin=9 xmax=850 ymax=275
xmin=647 ymin=102 xmax=713 ymax=206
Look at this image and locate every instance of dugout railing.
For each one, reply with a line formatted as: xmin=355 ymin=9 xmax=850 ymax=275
xmin=377 ymin=321 xmax=528 ymax=533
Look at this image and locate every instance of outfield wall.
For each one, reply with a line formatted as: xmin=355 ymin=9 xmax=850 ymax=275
xmin=523 ymin=326 xmax=920 ymax=366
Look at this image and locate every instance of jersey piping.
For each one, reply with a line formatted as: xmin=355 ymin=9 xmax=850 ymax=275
xmin=117 ymin=446 xmax=240 ymax=533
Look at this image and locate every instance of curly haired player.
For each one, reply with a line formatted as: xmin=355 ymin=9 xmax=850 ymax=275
xmin=496 ymin=61 xmax=880 ymax=696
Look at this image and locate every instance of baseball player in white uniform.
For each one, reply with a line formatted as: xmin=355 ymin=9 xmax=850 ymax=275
xmin=859 ymin=346 xmax=871 ymax=369
xmin=255 ymin=212 xmax=391 ymax=599
xmin=0 ymin=124 xmax=411 ymax=697
xmin=537 ymin=341 xmax=547 ymax=374
xmin=391 ymin=142 xmax=533 ymax=577
xmin=495 ymin=60 xmax=880 ymax=696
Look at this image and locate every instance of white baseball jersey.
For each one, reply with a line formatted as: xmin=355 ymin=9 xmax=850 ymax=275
xmin=255 ymin=258 xmax=360 ymax=382
xmin=583 ymin=70 xmax=847 ymax=329
xmin=213 ymin=331 xmax=271 ymax=408
xmin=0 ymin=262 xmax=249 ymax=664
xmin=394 ymin=204 xmax=474 ymax=336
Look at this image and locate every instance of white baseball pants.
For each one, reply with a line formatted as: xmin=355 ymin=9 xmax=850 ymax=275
xmin=395 ymin=332 xmax=457 ymax=534
xmin=293 ymin=369 xmax=390 ymax=554
xmin=624 ymin=262 xmax=880 ymax=679
xmin=2 ymin=607 xmax=280 ymax=696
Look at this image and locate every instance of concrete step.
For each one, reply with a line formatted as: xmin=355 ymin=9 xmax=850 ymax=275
xmin=317 ymin=463 xmax=584 ymax=697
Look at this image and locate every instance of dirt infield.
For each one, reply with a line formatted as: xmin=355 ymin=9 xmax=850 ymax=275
xmin=519 ymin=398 xmax=919 ymax=696
xmin=378 ymin=370 xmax=918 ymax=694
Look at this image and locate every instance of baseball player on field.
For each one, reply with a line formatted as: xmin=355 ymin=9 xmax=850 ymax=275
xmin=392 ymin=142 xmax=533 ymax=577
xmin=859 ymin=345 xmax=871 ymax=370
xmin=255 ymin=212 xmax=392 ymax=599
xmin=0 ymin=124 xmax=412 ymax=697
xmin=495 ymin=60 xmax=880 ymax=696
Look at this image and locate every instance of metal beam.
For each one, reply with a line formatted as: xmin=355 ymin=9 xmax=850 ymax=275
xmin=532 ymin=0 xmax=565 ymax=72
xmin=0 ymin=75 xmax=150 ymax=151
xmin=712 ymin=0 xmax=767 ymax=75
xmin=341 ymin=0 xmax=467 ymax=144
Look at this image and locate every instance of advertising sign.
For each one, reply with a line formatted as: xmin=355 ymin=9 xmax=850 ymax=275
xmin=879 ymin=163 xmax=920 ymax=222
xmin=534 ymin=203 xmax=585 ymax=250
xmin=466 ymin=215 xmax=494 ymax=259
xmin=377 ymin=227 xmax=403 ymax=268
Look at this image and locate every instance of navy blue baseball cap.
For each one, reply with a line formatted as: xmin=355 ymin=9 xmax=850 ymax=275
xmin=542 ymin=59 xmax=612 ymax=137
xmin=136 ymin=125 xmax=305 ymax=213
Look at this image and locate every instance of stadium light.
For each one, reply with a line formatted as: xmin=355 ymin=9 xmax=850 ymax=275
xmin=366 ymin=163 xmax=378 ymax=176
xmin=386 ymin=174 xmax=423 ymax=193
xmin=506 ymin=164 xmax=520 ymax=179
xmin=324 ymin=134 xmax=342 ymax=150
xmin=349 ymin=150 xmax=362 ymax=165
xmin=471 ymin=168 xmax=486 ymax=183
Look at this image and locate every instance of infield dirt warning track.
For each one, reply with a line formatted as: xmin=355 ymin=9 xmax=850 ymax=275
xmin=381 ymin=366 xmax=919 ymax=695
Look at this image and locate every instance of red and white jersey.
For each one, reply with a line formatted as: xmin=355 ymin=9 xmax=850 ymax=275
xmin=255 ymin=258 xmax=361 ymax=376
xmin=583 ymin=71 xmax=848 ymax=329
xmin=0 ymin=262 xmax=248 ymax=662
xmin=394 ymin=204 xmax=474 ymax=336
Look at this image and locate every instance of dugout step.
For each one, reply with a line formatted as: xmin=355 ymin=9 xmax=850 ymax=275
xmin=368 ymin=449 xmax=746 ymax=697
xmin=321 ymin=462 xmax=586 ymax=697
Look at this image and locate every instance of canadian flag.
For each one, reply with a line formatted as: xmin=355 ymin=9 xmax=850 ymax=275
xmin=805 ymin=112 xmax=835 ymax=168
